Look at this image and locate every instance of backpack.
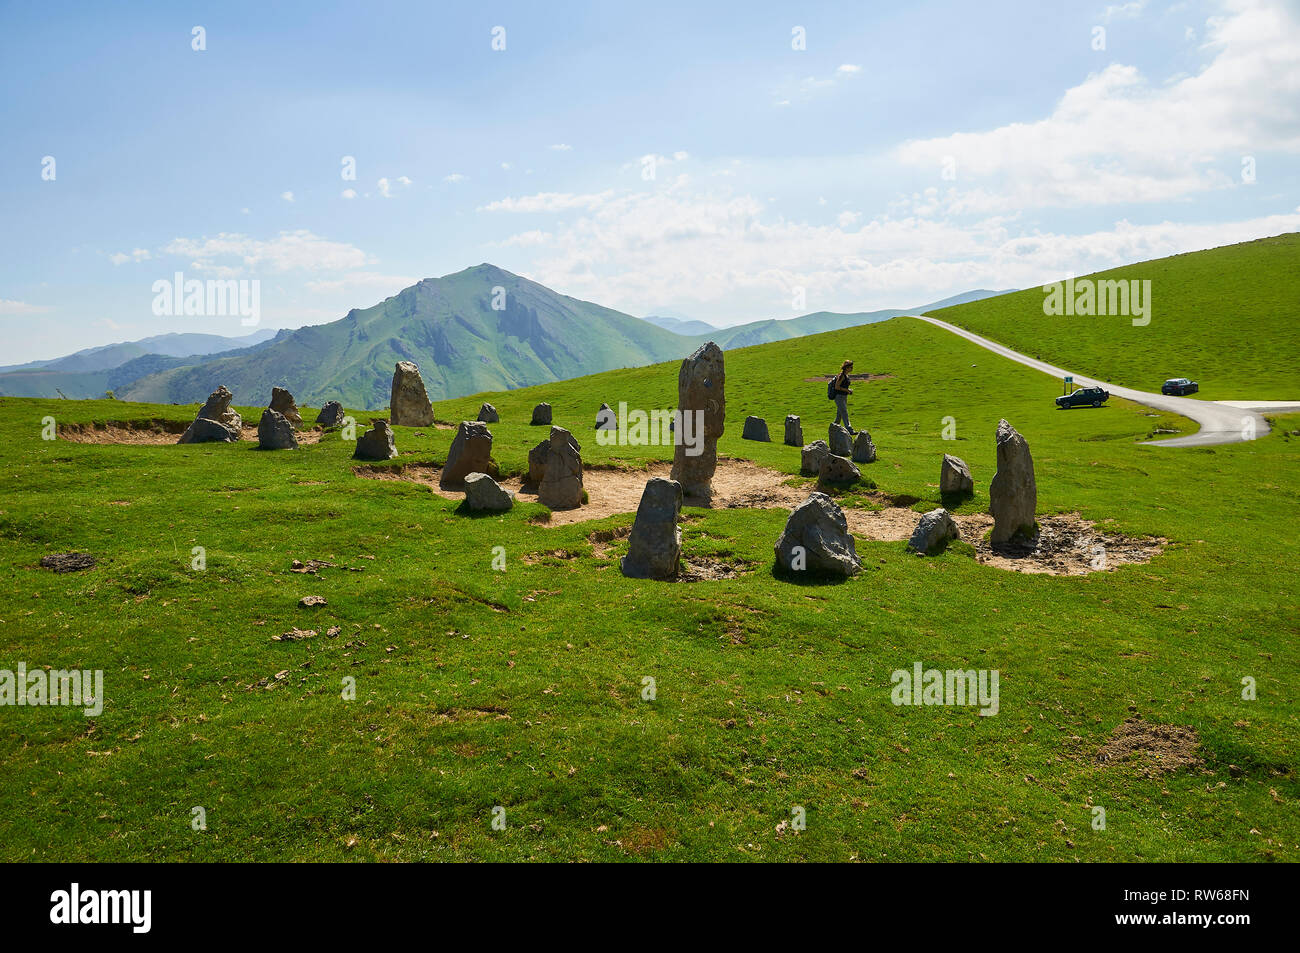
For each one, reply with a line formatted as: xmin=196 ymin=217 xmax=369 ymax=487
xmin=827 ymin=376 xmax=838 ymax=401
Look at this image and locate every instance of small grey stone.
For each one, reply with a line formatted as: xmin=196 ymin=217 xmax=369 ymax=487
xmin=316 ymin=401 xmax=345 ymax=427
xmin=530 ymin=403 xmax=552 ymax=426
xmin=742 ymin=415 xmax=771 ymax=442
xmin=828 ymin=423 xmax=853 ymax=457
xmin=464 ymin=472 xmax=514 ymax=512
xmin=800 ymin=440 xmax=831 ymax=476
xmin=476 ymin=402 xmax=499 ymax=424
xmin=784 ymin=415 xmax=803 ymax=447
xmin=774 ymin=492 xmax=861 ymax=577
xmin=908 ymin=508 xmax=960 ymax=555
xmin=851 ymin=429 xmax=877 ymax=463
xmin=819 ymin=454 xmax=861 ymax=484
xmin=940 ymin=454 xmax=974 ymax=495
xmin=257 ymin=409 xmax=298 ymax=449
xmin=353 ymin=419 xmax=397 ymax=460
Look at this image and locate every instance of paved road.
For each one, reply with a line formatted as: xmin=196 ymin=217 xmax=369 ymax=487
xmin=910 ymin=315 xmax=1295 ymax=447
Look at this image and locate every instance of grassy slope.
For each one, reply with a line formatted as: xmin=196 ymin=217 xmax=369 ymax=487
xmin=1 ymin=316 xmax=1296 ymax=861
xmin=927 ymin=232 xmax=1300 ymax=400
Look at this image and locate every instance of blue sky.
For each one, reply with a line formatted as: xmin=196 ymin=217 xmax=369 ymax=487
xmin=2 ymin=0 xmax=1297 ymax=362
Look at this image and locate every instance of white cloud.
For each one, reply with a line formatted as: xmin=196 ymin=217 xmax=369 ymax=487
xmin=162 ymin=230 xmax=375 ymax=276
xmin=341 ymin=188 xmax=357 ymax=199
xmin=896 ymin=0 xmax=1300 ymax=211
xmin=443 ymin=173 xmax=467 ymax=183
xmin=836 ymin=63 xmax=862 ymax=74
xmin=0 ymin=299 xmax=53 ymax=315
xmin=479 ymin=190 xmax=614 ymax=213
xmin=281 ymin=191 xmax=294 ymax=202
xmin=501 ymin=162 xmax=512 ymax=170
xmin=108 ymin=248 xmax=151 ymax=265
xmin=1102 ymin=0 xmax=1146 ymax=22
xmin=549 ymin=143 xmax=573 ymax=151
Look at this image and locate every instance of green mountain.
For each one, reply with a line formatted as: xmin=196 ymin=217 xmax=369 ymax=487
xmin=121 ymin=265 xmax=699 ymax=409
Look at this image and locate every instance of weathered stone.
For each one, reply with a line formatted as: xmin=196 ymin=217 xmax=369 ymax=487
xmin=441 ymin=421 xmax=494 ymax=487
xmin=989 ymin=419 xmax=1037 ymax=543
xmin=257 ymin=409 xmax=298 ymax=450
xmin=179 ymin=385 xmax=242 ymax=443
xmin=828 ymin=423 xmax=853 ymax=457
xmin=851 ymin=429 xmax=877 ymax=464
xmin=530 ymin=403 xmax=552 ymax=426
xmin=527 ymin=438 xmax=550 ymax=484
xmin=179 ymin=416 xmax=240 ymax=444
xmin=742 ymin=415 xmax=771 ymax=442
xmin=819 ymin=454 xmax=861 ymax=484
xmin=269 ymin=387 xmax=302 ymax=427
xmin=940 ymin=454 xmax=974 ymax=495
xmin=595 ymin=402 xmax=616 ymax=430
xmin=774 ymin=492 xmax=861 ymax=577
xmin=670 ymin=342 xmax=725 ymax=499
xmin=390 ymin=361 xmax=434 ymax=427
xmin=316 ymin=401 xmax=345 ymax=427
xmin=784 ymin=414 xmax=803 ymax=447
xmin=620 ymin=478 xmax=682 ymax=580
xmin=353 ymin=419 xmax=397 ymax=461
xmin=476 ymin=402 xmax=499 ymax=424
xmin=464 ymin=472 xmax=514 ymax=512
xmin=538 ymin=426 xmax=583 ymax=509
xmin=908 ymin=508 xmax=960 ymax=555
xmin=800 ymin=440 xmax=831 ymax=476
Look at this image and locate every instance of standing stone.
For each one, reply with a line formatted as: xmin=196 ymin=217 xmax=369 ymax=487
xmin=851 ymin=429 xmax=877 ymax=464
xmin=670 ymin=342 xmax=725 ymax=500
xmin=828 ymin=423 xmax=852 ymax=457
xmin=819 ymin=455 xmax=861 ymax=484
xmin=257 ymin=409 xmax=298 ymax=450
xmin=477 ymin=402 xmax=499 ymax=424
xmin=530 ymin=403 xmax=552 ymax=426
xmin=441 ymin=421 xmax=494 ymax=487
xmin=179 ymin=385 xmax=242 ymax=443
xmin=353 ymin=419 xmax=397 ymax=460
xmin=527 ymin=438 xmax=550 ymax=484
xmin=269 ymin=387 xmax=302 ymax=427
xmin=989 ymin=419 xmax=1037 ymax=543
xmin=316 ymin=401 xmax=345 ymax=427
xmin=390 ymin=361 xmax=434 ymax=427
xmin=464 ymin=472 xmax=514 ymax=512
xmin=800 ymin=440 xmax=831 ymax=476
xmin=774 ymin=492 xmax=861 ymax=577
xmin=620 ymin=478 xmax=682 ymax=580
xmin=908 ymin=508 xmax=960 ymax=555
xmin=538 ymin=426 xmax=583 ymax=509
xmin=784 ymin=415 xmax=803 ymax=447
xmin=940 ymin=454 xmax=974 ymax=496
xmin=595 ymin=403 xmax=616 ymax=430
xmin=742 ymin=416 xmax=771 ymax=442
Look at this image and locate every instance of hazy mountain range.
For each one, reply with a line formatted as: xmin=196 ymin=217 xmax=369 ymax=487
xmin=4 ymin=267 xmax=1011 ymax=407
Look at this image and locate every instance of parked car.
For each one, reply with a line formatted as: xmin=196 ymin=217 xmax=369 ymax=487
xmin=1056 ymin=385 xmax=1109 ymax=409
xmin=1162 ymin=377 xmax=1199 ymax=396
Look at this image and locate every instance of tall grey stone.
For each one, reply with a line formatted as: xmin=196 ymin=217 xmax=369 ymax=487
xmin=353 ymin=419 xmax=397 ymax=461
xmin=620 ymin=478 xmax=682 ymax=580
xmin=742 ymin=415 xmax=770 ymax=442
xmin=390 ymin=361 xmax=434 ymax=427
xmin=908 ymin=508 xmax=960 ymax=555
xmin=774 ymin=492 xmax=861 ymax=577
xmin=989 ymin=419 xmax=1037 ymax=543
xmin=257 ymin=409 xmax=298 ymax=450
xmin=800 ymin=440 xmax=831 ymax=475
xmin=316 ymin=401 xmax=345 ymax=428
xmin=670 ymin=342 xmax=725 ymax=500
xmin=784 ymin=415 xmax=803 ymax=447
xmin=477 ymin=402 xmax=499 ymax=424
xmin=940 ymin=454 xmax=974 ymax=495
xmin=441 ymin=421 xmax=493 ymax=487
xmin=851 ymin=429 xmax=877 ymax=464
xmin=269 ymin=387 xmax=302 ymax=427
xmin=828 ymin=423 xmax=852 ymax=457
xmin=538 ymin=426 xmax=583 ymax=509
xmin=530 ymin=403 xmax=552 ymax=426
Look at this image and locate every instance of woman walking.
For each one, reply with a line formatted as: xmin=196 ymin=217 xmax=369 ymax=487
xmin=832 ymin=359 xmax=855 ymax=433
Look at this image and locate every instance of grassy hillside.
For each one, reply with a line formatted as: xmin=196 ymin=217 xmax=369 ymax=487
xmin=122 ymin=265 xmax=695 ymax=408
xmin=2 ymin=314 xmax=1295 ymax=861
xmin=928 ymin=232 xmax=1300 ymax=399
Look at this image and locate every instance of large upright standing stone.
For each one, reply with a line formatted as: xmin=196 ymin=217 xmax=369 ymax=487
xmin=390 ymin=361 xmax=434 ymax=427
xmin=670 ymin=342 xmax=725 ymax=500
xmin=989 ymin=419 xmax=1037 ymax=543
xmin=178 ymin=385 xmax=242 ymax=443
xmin=257 ymin=409 xmax=298 ymax=450
xmin=440 ymin=421 xmax=493 ymax=487
xmin=784 ymin=415 xmax=803 ymax=447
xmin=353 ymin=419 xmax=397 ymax=460
xmin=620 ymin=478 xmax=682 ymax=580
xmin=269 ymin=387 xmax=302 ymax=427
xmin=538 ymin=426 xmax=583 ymax=509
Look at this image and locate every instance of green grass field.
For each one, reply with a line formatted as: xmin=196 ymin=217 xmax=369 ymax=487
xmin=1 ymin=315 xmax=1296 ymax=861
xmin=928 ymin=232 xmax=1300 ymax=400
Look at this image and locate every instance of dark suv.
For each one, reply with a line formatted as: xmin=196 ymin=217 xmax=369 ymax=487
xmin=1162 ymin=378 xmax=1199 ymax=396
xmin=1056 ymin=385 xmax=1109 ymax=409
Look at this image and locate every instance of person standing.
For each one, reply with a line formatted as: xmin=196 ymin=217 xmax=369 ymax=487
xmin=832 ymin=359 xmax=855 ymax=433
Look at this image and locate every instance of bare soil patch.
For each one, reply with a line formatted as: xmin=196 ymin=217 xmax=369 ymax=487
xmin=40 ymin=552 xmax=97 ymax=572
xmin=58 ymin=420 xmax=323 ymax=445
xmin=972 ymin=514 xmax=1164 ymax=576
xmin=1096 ymin=717 xmax=1203 ymax=774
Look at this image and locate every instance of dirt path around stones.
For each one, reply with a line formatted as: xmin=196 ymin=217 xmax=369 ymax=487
xmin=357 ymin=457 xmax=1163 ymax=576
xmin=58 ymin=421 xmax=324 ymax=445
